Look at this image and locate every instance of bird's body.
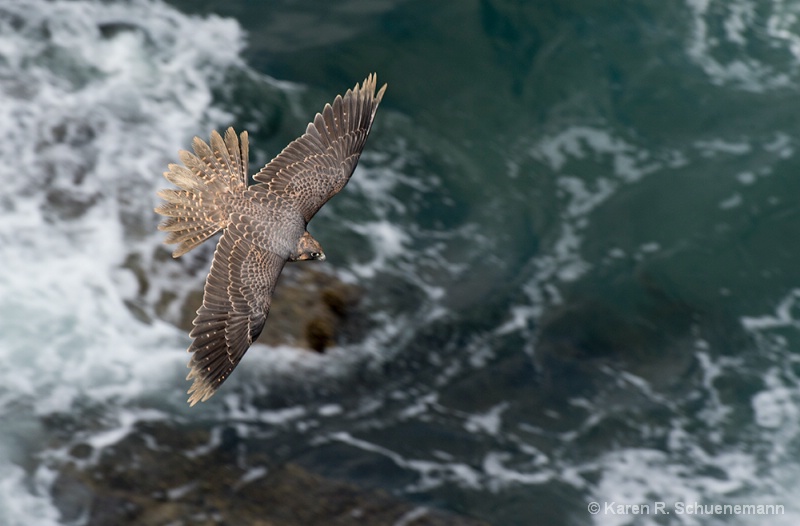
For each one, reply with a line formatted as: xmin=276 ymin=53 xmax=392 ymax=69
xmin=155 ymin=74 xmax=386 ymax=405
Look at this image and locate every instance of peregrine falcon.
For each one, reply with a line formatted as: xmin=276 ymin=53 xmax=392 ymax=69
xmin=155 ymin=74 xmax=387 ymax=405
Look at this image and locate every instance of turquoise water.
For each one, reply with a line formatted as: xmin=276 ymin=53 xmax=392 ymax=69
xmin=3 ymin=0 xmax=800 ymax=524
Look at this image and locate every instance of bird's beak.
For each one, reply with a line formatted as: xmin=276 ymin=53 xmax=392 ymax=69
xmin=318 ymin=252 xmax=327 ymax=261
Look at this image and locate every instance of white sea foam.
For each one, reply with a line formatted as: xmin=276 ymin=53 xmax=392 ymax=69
xmin=349 ymin=219 xmax=412 ymax=278
xmin=86 ymin=408 xmax=168 ymax=451
xmin=488 ymin=93 xmax=800 ymax=522
xmin=0 ymin=0 xmax=251 ymax=522
xmin=392 ymin=507 xmax=431 ymax=526
xmin=694 ymin=138 xmax=753 ymax=156
xmin=753 ymin=386 xmax=797 ymax=430
xmin=686 ymin=0 xmax=800 ymax=91
xmin=741 ymin=289 xmax=800 ymax=331
xmin=0 ymin=0 xmax=246 ymax=398
xmin=0 ymin=463 xmax=61 ymax=526
xmin=719 ymin=193 xmax=743 ymax=209
xmin=464 ymin=402 xmax=508 ymax=435
xmin=502 ymin=125 xmax=673 ymax=337
xmin=584 ymin=291 xmax=800 ymax=525
xmin=482 ymin=452 xmax=552 ymax=488
xmin=328 ymin=432 xmax=484 ymax=492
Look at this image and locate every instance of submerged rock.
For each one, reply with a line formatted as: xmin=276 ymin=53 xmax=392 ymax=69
xmin=257 ymin=264 xmax=366 ymax=352
xmin=145 ymin=257 xmax=366 ymax=353
xmin=50 ymin=420 xmax=488 ymax=526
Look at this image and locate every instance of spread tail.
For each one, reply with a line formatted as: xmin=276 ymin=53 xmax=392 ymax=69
xmin=155 ymin=127 xmax=250 ymax=257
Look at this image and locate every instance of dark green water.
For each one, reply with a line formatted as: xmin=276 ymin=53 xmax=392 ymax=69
xmin=3 ymin=0 xmax=800 ymax=524
xmin=162 ymin=1 xmax=800 ymax=524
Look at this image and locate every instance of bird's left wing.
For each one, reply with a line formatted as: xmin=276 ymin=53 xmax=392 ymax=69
xmin=252 ymin=73 xmax=387 ymax=223
xmin=185 ymin=225 xmax=286 ymax=405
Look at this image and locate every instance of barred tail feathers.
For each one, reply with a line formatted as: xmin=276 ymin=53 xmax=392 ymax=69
xmin=155 ymin=128 xmax=250 ymax=257
xmin=156 ymin=185 xmax=226 ymax=258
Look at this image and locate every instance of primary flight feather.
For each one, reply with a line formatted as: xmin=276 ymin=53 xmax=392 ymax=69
xmin=155 ymin=74 xmax=387 ymax=405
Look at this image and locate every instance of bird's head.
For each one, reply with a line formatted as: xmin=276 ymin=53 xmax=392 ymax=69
xmin=293 ymin=250 xmax=326 ymax=262
xmin=290 ymin=231 xmax=326 ymax=262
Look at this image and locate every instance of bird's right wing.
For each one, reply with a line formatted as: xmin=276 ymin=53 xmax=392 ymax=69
xmin=186 ymin=225 xmax=286 ymax=406
xmin=251 ymin=74 xmax=386 ymax=223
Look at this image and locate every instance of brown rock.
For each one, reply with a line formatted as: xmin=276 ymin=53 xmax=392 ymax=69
xmin=50 ymin=420 xmax=489 ymax=526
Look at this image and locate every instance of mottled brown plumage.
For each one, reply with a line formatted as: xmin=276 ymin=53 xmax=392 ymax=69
xmin=155 ymin=74 xmax=387 ymax=405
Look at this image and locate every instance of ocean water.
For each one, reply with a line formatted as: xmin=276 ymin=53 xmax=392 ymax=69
xmin=3 ymin=0 xmax=800 ymax=524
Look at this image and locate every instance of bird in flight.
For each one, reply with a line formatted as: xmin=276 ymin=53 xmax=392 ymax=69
xmin=155 ymin=74 xmax=387 ymax=406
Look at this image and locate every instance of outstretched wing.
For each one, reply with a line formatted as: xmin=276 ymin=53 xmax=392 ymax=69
xmin=252 ymin=73 xmax=387 ymax=223
xmin=185 ymin=226 xmax=286 ymax=406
